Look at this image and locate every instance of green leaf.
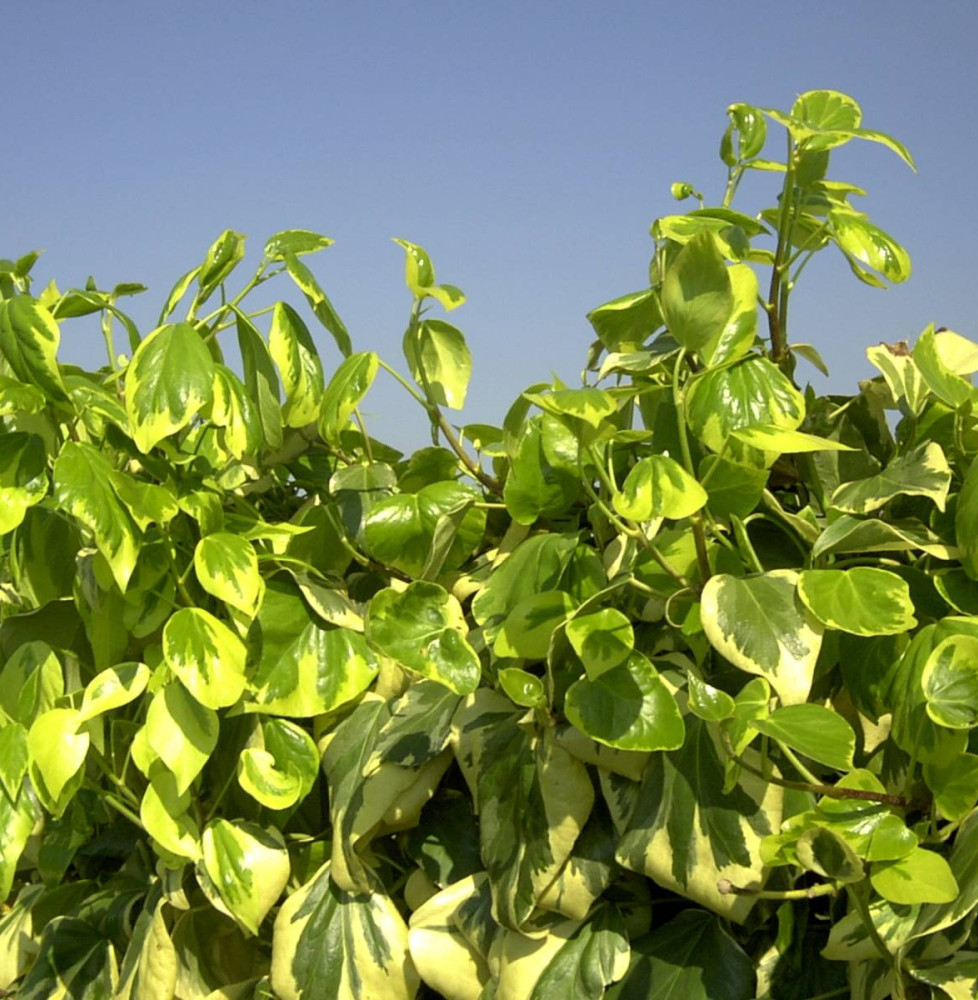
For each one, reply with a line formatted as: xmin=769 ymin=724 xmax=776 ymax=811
xmin=211 ymin=364 xmax=262 ymax=459
xmin=730 ymin=425 xmax=855 ymax=454
xmin=698 ymin=263 xmax=758 ymax=366
xmin=924 ymin=753 xmax=978 ymax=821
xmin=701 ymin=571 xmax=823 ymax=705
xmin=830 ymin=441 xmax=950 ymax=514
xmin=251 ymin=622 xmax=377 ymax=717
xmin=957 ymin=454 xmax=978 ymax=580
xmin=494 ymin=590 xmax=577 ymax=660
xmin=163 ymin=607 xmax=247 ymax=709
xmin=125 ymin=322 xmax=216 ymax=453
xmin=606 ymin=907 xmax=755 ymax=1000
xmin=0 ymin=786 xmax=34 ymax=902
xmin=263 ymin=229 xmax=334 ymax=261
xmin=27 ymin=708 xmax=88 ymax=802
xmin=114 ymin=890 xmax=178 ymax=1000
xmin=238 ymin=718 xmax=319 ymax=810
xmin=0 ymin=723 xmax=28 ymax=801
xmin=471 ymin=531 xmax=578 ymax=637
xmin=687 ymin=674 xmax=736 ymax=722
xmin=0 ymin=640 xmax=64 ymax=726
xmin=870 ymin=846 xmax=958 ymax=905
xmin=653 ymin=209 xmax=767 ymax=261
xmin=0 ymin=432 xmax=49 ymax=535
xmin=498 ymin=667 xmax=547 ymax=708
xmin=812 ymin=514 xmax=956 ymax=561
xmin=699 ymin=455 xmax=768 ymax=518
xmin=366 ymin=582 xmax=480 ymax=694
xmin=914 ymin=323 xmax=978 ymax=408
xmin=615 ymin=715 xmax=781 ymax=922
xmin=0 ymin=296 xmax=68 ymax=401
xmin=753 ymin=704 xmax=856 ymax=771
xmin=195 ymin=533 xmax=261 ymax=615
xmin=198 ymin=230 xmax=246 ymax=303
xmin=406 ymin=874 xmax=494 ymax=999
xmin=201 ymin=820 xmax=290 ymax=935
xmin=922 ymin=634 xmax=978 ymax=729
xmin=587 ymin=289 xmax=664 ymax=352
xmin=319 ymin=351 xmax=378 ymax=443
xmin=392 ymin=238 xmax=465 ymax=311
xmin=797 ymin=567 xmax=917 ymax=636
xmin=795 ymin=826 xmax=863 ymax=883
xmin=792 ymin=89 xmax=861 ymax=135
xmin=613 ymin=454 xmax=707 ymax=522
xmin=566 ymin=608 xmax=634 ymax=679
xmin=503 ymin=415 xmax=581 ymax=525
xmin=403 ymin=319 xmax=472 ymax=409
xmin=53 ymin=441 xmax=139 ymax=591
xmin=565 ymin=651 xmax=685 ymax=751
xmin=866 ymin=342 xmax=928 ymax=416
xmin=524 ymin=387 xmax=619 ymax=431
xmin=236 ymin=309 xmax=283 ymax=451
xmin=363 ymin=481 xmax=485 ymax=578
xmin=146 ymin=683 xmax=219 ymax=796
xmin=78 ymin=661 xmax=150 ymax=722
xmin=725 ymin=102 xmax=767 ymax=161
xmin=269 ymin=302 xmax=325 ymax=428
xmin=139 ymin=765 xmax=201 ymax=861
xmin=271 ymin=862 xmax=418 ymax=1000
xmin=107 ymin=471 xmax=178 ymax=532
xmin=282 ymin=252 xmax=352 ymax=357
xmin=660 ymin=231 xmax=733 ymax=351
xmin=686 ymin=357 xmax=805 ymax=461
xmin=829 ymin=209 xmax=911 ymax=283
xmin=890 ymin=623 xmax=973 ymax=766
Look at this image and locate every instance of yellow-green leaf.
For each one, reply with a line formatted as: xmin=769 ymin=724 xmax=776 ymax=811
xmin=125 ymin=322 xmax=215 ymax=453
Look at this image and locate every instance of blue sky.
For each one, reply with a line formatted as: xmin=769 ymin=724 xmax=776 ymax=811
xmin=5 ymin=2 xmax=977 ymax=451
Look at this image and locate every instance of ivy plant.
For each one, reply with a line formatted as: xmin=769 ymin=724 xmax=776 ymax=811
xmin=1 ymin=90 xmax=977 ymax=1000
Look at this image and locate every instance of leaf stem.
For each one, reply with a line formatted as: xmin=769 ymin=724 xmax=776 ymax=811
xmin=725 ymin=736 xmax=911 ymax=807
xmin=717 ymin=878 xmax=837 ymax=900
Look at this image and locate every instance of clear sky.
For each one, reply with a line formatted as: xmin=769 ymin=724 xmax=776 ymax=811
xmin=5 ymin=2 xmax=977 ymax=451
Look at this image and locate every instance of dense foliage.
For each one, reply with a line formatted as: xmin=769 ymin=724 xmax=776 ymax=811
xmin=2 ymin=90 xmax=978 ymax=999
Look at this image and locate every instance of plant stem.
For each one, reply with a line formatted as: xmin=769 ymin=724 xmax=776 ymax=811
xmin=726 ymin=738 xmax=912 ymax=807
xmin=671 ymin=351 xmax=711 ymax=583
xmin=768 ymin=133 xmax=797 ymax=369
xmin=717 ymin=878 xmax=836 ymax=900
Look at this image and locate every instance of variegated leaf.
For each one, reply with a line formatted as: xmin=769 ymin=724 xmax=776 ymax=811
xmin=830 ymin=441 xmax=951 ymax=514
xmin=0 ymin=295 xmax=68 ymax=402
xmin=701 ymin=570 xmax=823 ymax=705
xmin=408 ymin=874 xmax=495 ymax=1000
xmin=616 ymin=716 xmax=782 ymax=922
xmin=194 ymin=532 xmax=262 ymax=615
xmin=457 ymin=709 xmax=594 ymax=930
xmin=323 ymin=695 xmax=454 ymax=893
xmin=200 ymin=820 xmax=290 ymax=935
xmin=163 ymin=608 xmax=247 ymax=710
xmin=53 ymin=441 xmax=139 ymax=591
xmin=271 ymin=862 xmax=418 ymax=1000
xmin=125 ymin=322 xmax=215 ymax=453
xmin=146 ymin=683 xmax=219 ymax=796
xmin=114 ymin=887 xmax=178 ymax=1000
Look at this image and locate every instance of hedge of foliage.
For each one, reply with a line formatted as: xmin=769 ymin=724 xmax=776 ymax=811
xmin=2 ymin=90 xmax=978 ymax=999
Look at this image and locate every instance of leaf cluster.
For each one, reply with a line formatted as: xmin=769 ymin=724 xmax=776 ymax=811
xmin=1 ymin=92 xmax=977 ymax=999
